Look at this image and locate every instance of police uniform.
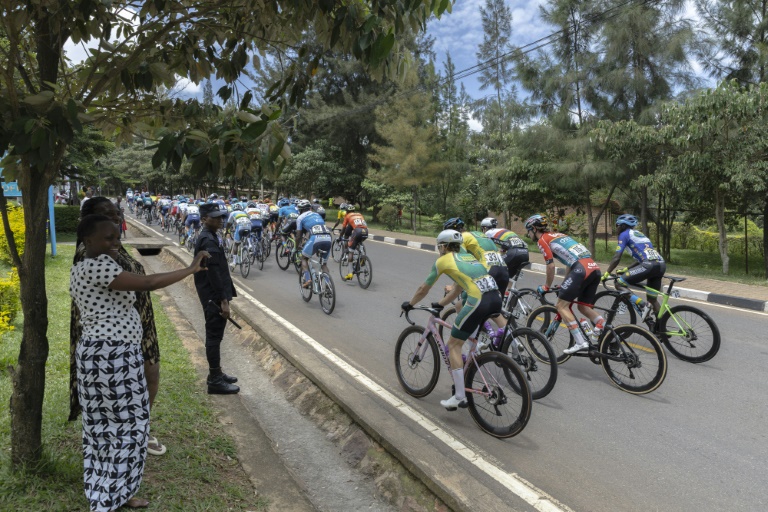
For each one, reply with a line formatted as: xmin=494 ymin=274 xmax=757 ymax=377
xmin=194 ymin=203 xmax=239 ymax=394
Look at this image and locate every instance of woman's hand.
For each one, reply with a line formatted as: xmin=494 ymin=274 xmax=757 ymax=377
xmin=191 ymin=251 xmax=211 ymax=272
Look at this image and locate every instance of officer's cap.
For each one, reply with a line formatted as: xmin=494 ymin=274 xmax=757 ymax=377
xmin=200 ymin=203 xmax=228 ymax=218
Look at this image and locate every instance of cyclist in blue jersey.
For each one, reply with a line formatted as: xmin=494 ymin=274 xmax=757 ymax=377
xmin=602 ymin=214 xmax=666 ymax=319
xmin=225 ymin=204 xmax=251 ymax=266
xmin=295 ymin=200 xmax=332 ymax=288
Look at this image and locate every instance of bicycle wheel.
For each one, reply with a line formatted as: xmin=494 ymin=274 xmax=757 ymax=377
xmin=500 ymin=327 xmax=558 ymax=400
xmin=506 ymin=288 xmax=542 ymax=320
xmin=356 ymin=255 xmax=373 ymax=289
xmin=276 ymin=241 xmax=292 ymax=270
xmin=331 ymin=238 xmax=344 ymax=262
xmin=526 ymin=304 xmax=573 ymax=364
xmin=178 ymin=227 xmax=185 ymax=246
xmin=299 ymin=270 xmax=312 ymax=302
xmin=319 ymin=272 xmax=335 ymax=314
xmin=262 ymin=236 xmax=271 ymax=258
xmin=657 ymin=305 xmax=720 ymax=363
xmin=465 ymin=352 xmax=532 ymax=439
xmin=438 ymin=306 xmax=457 ymax=340
xmin=292 ymin=250 xmax=303 ymax=274
xmin=256 ymin=243 xmax=264 ymax=270
xmin=599 ymin=324 xmax=667 ymax=394
xmin=593 ymin=290 xmax=637 ymax=325
xmin=338 ymin=254 xmax=351 ymax=281
xmin=239 ymin=245 xmax=251 ymax=278
xmin=394 ymin=325 xmax=440 ymax=397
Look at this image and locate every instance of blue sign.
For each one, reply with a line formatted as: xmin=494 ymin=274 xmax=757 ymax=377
xmin=2 ymin=182 xmax=21 ymax=197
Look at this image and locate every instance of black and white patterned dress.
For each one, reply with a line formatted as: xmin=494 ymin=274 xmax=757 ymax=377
xmin=70 ymin=254 xmax=148 ymax=512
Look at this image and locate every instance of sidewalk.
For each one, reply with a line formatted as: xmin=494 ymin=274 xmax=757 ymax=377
xmin=365 ymin=228 xmax=768 ymax=312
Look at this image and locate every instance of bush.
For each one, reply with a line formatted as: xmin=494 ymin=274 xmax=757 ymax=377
xmin=54 ymin=205 xmax=81 ymax=232
xmin=0 ymin=205 xmax=25 ymax=266
xmin=0 ymin=270 xmax=20 ymax=332
xmin=378 ymin=204 xmax=398 ymax=230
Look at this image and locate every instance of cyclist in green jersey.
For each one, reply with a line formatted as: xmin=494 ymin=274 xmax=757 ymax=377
xmin=402 ymin=230 xmax=502 ymax=411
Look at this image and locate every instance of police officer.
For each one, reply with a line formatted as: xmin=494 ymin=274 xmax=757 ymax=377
xmin=194 ymin=202 xmax=240 ymax=394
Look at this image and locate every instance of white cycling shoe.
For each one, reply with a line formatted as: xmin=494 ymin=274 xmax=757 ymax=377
xmin=563 ymin=341 xmax=589 ymax=354
xmin=440 ymin=395 xmax=468 ymax=411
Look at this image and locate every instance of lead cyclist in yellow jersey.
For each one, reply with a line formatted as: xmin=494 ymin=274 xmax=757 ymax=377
xmin=402 ymin=230 xmax=503 ymax=411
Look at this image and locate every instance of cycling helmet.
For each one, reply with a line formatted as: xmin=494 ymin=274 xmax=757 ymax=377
xmin=345 ymin=204 xmax=356 ymax=212
xmin=313 ymin=198 xmax=319 ymax=204
xmin=232 ymin=203 xmax=243 ymax=211
xmin=339 ymin=203 xmax=348 ymax=210
xmin=524 ymin=214 xmax=548 ymax=232
xmin=277 ymin=199 xmax=289 ymax=207
xmin=616 ymin=214 xmax=638 ymax=228
xmin=480 ymin=217 xmax=497 ymax=229
xmin=209 ymin=193 xmax=218 ymax=200
xmin=443 ymin=217 xmax=465 ymax=230
xmin=297 ymin=199 xmax=311 ymax=212
xmin=436 ymin=229 xmax=463 ymax=246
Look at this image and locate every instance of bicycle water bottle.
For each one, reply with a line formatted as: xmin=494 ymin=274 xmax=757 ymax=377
xmin=580 ymin=318 xmax=592 ymax=336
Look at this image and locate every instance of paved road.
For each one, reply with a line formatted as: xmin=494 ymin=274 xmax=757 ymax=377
xmin=134 ymin=222 xmax=768 ymax=512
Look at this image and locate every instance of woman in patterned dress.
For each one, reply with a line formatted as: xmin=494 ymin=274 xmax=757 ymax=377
xmin=71 ymin=214 xmax=208 ymax=511
xmin=70 ymin=197 xmax=166 ymax=456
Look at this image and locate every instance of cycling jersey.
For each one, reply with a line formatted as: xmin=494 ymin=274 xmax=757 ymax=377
xmin=461 ymin=231 xmax=505 ymax=270
xmin=485 ymin=228 xmax=527 ymax=250
xmin=616 ymin=229 xmax=664 ymax=263
xmin=424 ymin=252 xmax=498 ymax=301
xmin=278 ymin=205 xmax=299 ymax=218
xmin=298 ymin=211 xmax=332 ymax=259
xmin=336 ymin=209 xmax=347 ymax=221
xmin=341 ymin=212 xmax=367 ymax=231
xmin=537 ymin=232 xmax=593 ymax=269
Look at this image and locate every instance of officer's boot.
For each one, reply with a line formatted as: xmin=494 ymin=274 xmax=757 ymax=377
xmin=207 ymin=367 xmax=240 ymax=394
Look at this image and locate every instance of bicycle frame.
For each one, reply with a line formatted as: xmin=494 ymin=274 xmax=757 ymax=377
xmin=605 ymin=276 xmax=693 ymax=337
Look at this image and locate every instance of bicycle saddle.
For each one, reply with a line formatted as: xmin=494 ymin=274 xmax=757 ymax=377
xmin=667 ymin=276 xmax=686 ymax=283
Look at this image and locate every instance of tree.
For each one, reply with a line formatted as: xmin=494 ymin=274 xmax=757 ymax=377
xmin=0 ymin=0 xmax=451 ymax=468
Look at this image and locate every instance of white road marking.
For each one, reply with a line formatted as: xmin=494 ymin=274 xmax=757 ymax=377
xmin=237 ymin=289 xmax=571 ymax=512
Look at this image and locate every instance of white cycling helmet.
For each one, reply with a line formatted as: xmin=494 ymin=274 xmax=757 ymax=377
xmin=297 ymin=199 xmax=311 ymax=212
xmin=436 ymin=229 xmax=463 ymax=246
xmin=232 ymin=203 xmax=243 ymax=211
xmin=480 ymin=217 xmax=497 ymax=229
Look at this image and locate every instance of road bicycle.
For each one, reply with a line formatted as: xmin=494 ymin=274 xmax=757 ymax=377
xmin=501 ymin=269 xmax=545 ymax=320
xmin=438 ymin=289 xmax=558 ymax=400
xmin=144 ymin=206 xmax=155 ymax=225
xmin=237 ymin=229 xmax=253 ymax=278
xmin=593 ymin=276 xmax=721 ymax=363
xmin=184 ymin=226 xmax=199 ymax=253
xmin=395 ymin=306 xmax=532 ymax=438
xmin=246 ymin=232 xmax=266 ymax=271
xmin=338 ymin=241 xmax=372 ymax=289
xmin=526 ymin=289 xmax=667 ymax=395
xmin=275 ymin=236 xmax=297 ymax=271
xmin=330 ymin=229 xmax=348 ymax=262
xmin=299 ymin=250 xmax=336 ymax=315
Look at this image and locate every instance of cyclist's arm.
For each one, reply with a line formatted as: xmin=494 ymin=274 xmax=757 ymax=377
xmin=407 ymin=281 xmax=433 ymax=307
xmin=545 ymin=262 xmax=555 ymax=289
xmin=442 ymin=284 xmax=462 ymax=306
xmin=605 ymin=250 xmax=624 ymax=275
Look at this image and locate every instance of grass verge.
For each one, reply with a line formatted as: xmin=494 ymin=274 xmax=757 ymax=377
xmin=0 ymin=245 xmax=267 ymax=511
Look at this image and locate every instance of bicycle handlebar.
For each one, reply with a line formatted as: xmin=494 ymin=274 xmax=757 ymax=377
xmin=400 ymin=305 xmax=443 ymax=326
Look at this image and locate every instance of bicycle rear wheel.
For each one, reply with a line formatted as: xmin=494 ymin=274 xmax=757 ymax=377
xmin=526 ymin=305 xmax=573 ymax=364
xmin=299 ymin=270 xmax=312 ymax=302
xmin=593 ymin=290 xmax=637 ymax=325
xmin=465 ymin=352 xmax=532 ymax=438
xmin=500 ymin=327 xmax=558 ymax=400
xmin=356 ymin=255 xmax=373 ymax=289
xmin=319 ymin=272 xmax=335 ymax=314
xmin=505 ymin=288 xmax=542 ymax=319
xmin=599 ymin=324 xmax=667 ymax=394
xmin=276 ymin=241 xmax=291 ymax=270
xmin=394 ymin=326 xmax=440 ymax=397
xmin=239 ymin=246 xmax=251 ymax=278
xmin=438 ymin=306 xmax=456 ymax=340
xmin=338 ymin=255 xmax=351 ymax=281
xmin=256 ymin=243 xmax=264 ymax=270
xmin=331 ymin=238 xmax=344 ymax=262
xmin=262 ymin=236 xmax=271 ymax=258
xmin=657 ymin=305 xmax=720 ymax=363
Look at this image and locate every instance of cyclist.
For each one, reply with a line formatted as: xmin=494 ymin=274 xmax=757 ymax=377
xmin=225 ymin=204 xmax=250 ymax=267
xmin=295 ymin=199 xmax=332 ymax=288
xmin=158 ymin=195 xmax=172 ymax=229
xmin=182 ymin=201 xmax=201 ymax=243
xmin=245 ymin=204 xmax=264 ymax=245
xmin=340 ymin=204 xmax=368 ymax=281
xmin=331 ymin=202 xmax=348 ymax=232
xmin=482 ymin=217 xmax=530 ymax=287
xmin=278 ymin=198 xmax=298 ymax=229
xmin=311 ymin=198 xmax=326 ymax=220
xmin=267 ymin=200 xmax=280 ymax=233
xmin=525 ymin=214 xmax=604 ymax=354
xmin=401 ymin=229 xmax=502 ymax=411
xmin=602 ymin=214 xmax=666 ymax=320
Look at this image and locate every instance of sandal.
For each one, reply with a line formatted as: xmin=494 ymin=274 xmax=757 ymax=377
xmin=124 ymin=497 xmax=150 ymax=509
xmin=147 ymin=435 xmax=167 ymax=456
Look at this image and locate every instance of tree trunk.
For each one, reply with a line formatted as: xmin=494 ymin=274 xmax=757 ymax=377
xmin=585 ymin=179 xmax=595 ymax=254
xmin=714 ymin=189 xmax=729 ymax=274
xmin=764 ymin=198 xmax=768 ymax=281
xmin=411 ymin=186 xmax=417 ymax=235
xmin=640 ymin=185 xmax=648 ymax=234
xmin=587 ymin=182 xmax=617 ymax=256
xmin=10 ymin=164 xmax=55 ymax=467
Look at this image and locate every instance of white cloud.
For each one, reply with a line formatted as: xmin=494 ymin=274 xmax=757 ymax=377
xmin=170 ymin=77 xmax=202 ymax=96
xmin=467 ymin=117 xmax=483 ymax=132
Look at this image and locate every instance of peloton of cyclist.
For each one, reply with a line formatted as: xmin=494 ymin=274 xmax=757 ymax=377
xmin=602 ymin=214 xmax=666 ymax=321
xmin=525 ymin=214 xmax=604 ymax=354
xmin=402 ymin=229 xmax=502 ymax=411
xmin=295 ymin=200 xmax=332 ymax=288
xmin=226 ymin=204 xmax=251 ymax=266
xmin=331 ymin=203 xmax=349 ymax=232
xmin=182 ymin=200 xmax=200 ymax=243
xmin=340 ymin=204 xmax=368 ymax=281
xmin=482 ymin=217 xmax=530 ymax=296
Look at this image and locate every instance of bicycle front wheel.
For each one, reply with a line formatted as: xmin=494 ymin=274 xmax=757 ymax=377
xmin=276 ymin=241 xmax=291 ymax=270
xmin=239 ymin=246 xmax=251 ymax=278
xmin=331 ymin=238 xmax=344 ymax=262
xmin=657 ymin=305 xmax=720 ymax=363
xmin=256 ymin=244 xmax=264 ymax=270
xmin=599 ymin=324 xmax=667 ymax=394
xmin=319 ymin=272 xmax=335 ymax=314
xmin=465 ymin=352 xmax=532 ymax=438
xmin=593 ymin=290 xmax=637 ymax=325
xmin=500 ymin=327 xmax=558 ymax=400
xmin=526 ymin=304 xmax=573 ymax=364
xmin=394 ymin=326 xmax=440 ymax=397
xmin=356 ymin=255 xmax=373 ymax=289
xmin=338 ymin=255 xmax=351 ymax=281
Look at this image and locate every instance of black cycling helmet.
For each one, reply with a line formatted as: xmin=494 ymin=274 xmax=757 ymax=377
xmin=616 ymin=214 xmax=638 ymax=228
xmin=524 ymin=214 xmax=548 ymax=232
xmin=443 ymin=217 xmax=465 ymax=230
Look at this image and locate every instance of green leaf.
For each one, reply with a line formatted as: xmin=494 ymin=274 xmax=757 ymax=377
xmin=22 ymin=91 xmax=54 ymax=107
xmin=236 ymin=111 xmax=259 ymax=123
xmin=240 ymin=91 xmax=253 ymax=111
xmin=241 ymin=120 xmax=268 ymax=140
xmin=216 ymin=86 xmax=232 ymax=102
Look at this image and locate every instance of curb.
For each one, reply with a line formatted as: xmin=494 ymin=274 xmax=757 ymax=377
xmin=369 ymin=235 xmax=768 ymax=313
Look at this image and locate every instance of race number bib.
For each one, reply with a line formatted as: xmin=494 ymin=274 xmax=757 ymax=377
xmin=236 ymin=217 xmax=250 ymax=227
xmin=353 ymin=217 xmax=365 ymax=226
xmin=473 ymin=276 xmax=498 ymax=293
xmin=643 ymin=248 xmax=662 ymax=261
xmin=288 ymin=213 xmax=298 ymax=219
xmin=568 ymin=244 xmax=591 ymax=259
xmin=484 ymin=252 xmax=503 ymax=266
xmin=311 ymin=224 xmax=329 ymax=235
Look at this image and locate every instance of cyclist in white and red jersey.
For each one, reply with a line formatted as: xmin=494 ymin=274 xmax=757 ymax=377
xmin=525 ymin=214 xmax=604 ymax=354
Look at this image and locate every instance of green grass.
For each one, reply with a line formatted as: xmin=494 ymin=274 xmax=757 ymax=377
xmin=0 ymin=246 xmax=267 ymax=511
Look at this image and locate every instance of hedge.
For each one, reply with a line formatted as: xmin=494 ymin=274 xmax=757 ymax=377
xmin=0 ymin=205 xmax=25 ymax=266
xmin=54 ymin=204 xmax=81 ymax=232
xmin=0 ymin=270 xmax=20 ymax=332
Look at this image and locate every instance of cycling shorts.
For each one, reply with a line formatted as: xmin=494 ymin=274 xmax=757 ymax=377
xmin=488 ymin=265 xmax=509 ymax=295
xmin=160 ymin=206 xmax=170 ymax=213
xmin=618 ymin=260 xmax=666 ymax=294
xmin=269 ymin=213 xmax=279 ymax=223
xmin=185 ymin=216 xmax=200 ymax=228
xmin=280 ymin=220 xmax=297 ymax=236
xmin=503 ymin=248 xmax=530 ymax=277
xmin=302 ymin=234 xmax=332 ymax=261
xmin=347 ymin=227 xmax=368 ymax=250
xmin=250 ymin=220 xmax=263 ymax=231
xmin=233 ymin=224 xmax=251 ymax=242
xmin=452 ymin=291 xmax=502 ymax=341
xmin=558 ymin=260 xmax=601 ymax=304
